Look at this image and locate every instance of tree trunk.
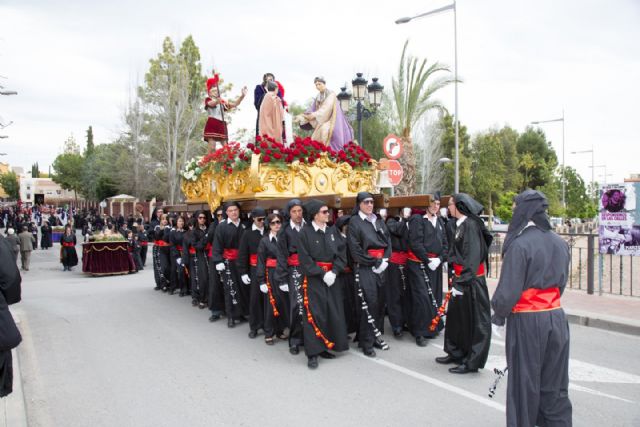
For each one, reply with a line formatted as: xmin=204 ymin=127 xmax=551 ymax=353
xmin=395 ymin=136 xmax=416 ymax=196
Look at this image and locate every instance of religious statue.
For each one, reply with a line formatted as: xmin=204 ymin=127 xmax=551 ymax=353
xmin=294 ymin=77 xmax=353 ymax=151
xmin=203 ymin=73 xmax=247 ymax=151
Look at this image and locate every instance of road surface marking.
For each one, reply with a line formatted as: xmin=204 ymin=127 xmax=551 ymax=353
xmin=353 ymin=352 xmax=506 ymax=413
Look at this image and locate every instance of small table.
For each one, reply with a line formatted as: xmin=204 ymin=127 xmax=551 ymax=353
xmin=82 ymin=241 xmax=136 ymax=276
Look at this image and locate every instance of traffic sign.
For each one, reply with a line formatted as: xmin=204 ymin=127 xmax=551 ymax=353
xmin=383 ymin=134 xmax=403 ymax=160
xmin=387 ymin=160 xmax=404 ymax=186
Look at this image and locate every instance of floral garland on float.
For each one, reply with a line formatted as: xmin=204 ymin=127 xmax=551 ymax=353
xmin=181 ymin=135 xmax=379 ymax=210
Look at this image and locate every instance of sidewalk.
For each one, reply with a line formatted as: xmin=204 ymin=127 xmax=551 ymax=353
xmin=486 ymin=278 xmax=640 ymax=336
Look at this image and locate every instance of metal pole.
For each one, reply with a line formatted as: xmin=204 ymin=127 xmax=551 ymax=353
xmin=357 ymin=101 xmax=363 ymax=149
xmin=561 ymin=109 xmax=565 ymax=209
xmin=591 ymin=145 xmax=595 ymax=202
xmin=587 ymin=235 xmax=594 ymax=295
xmin=453 ymin=0 xmax=459 ymax=194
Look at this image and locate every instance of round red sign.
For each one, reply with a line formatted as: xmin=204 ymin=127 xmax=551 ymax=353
xmin=383 ymin=134 xmax=403 ymax=160
xmin=387 ymin=160 xmax=404 ymax=186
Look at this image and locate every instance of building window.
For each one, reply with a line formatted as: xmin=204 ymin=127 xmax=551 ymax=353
xmin=27 ymin=193 xmax=31 ymax=200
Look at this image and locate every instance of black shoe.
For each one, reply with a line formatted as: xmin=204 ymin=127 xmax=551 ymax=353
xmin=209 ymin=313 xmax=221 ymax=322
xmin=289 ymin=346 xmax=300 ymax=355
xmin=154 ymin=286 xmax=162 ymax=291
xmin=416 ymin=337 xmax=428 ymax=347
xmin=449 ymin=364 xmax=478 ymax=374
xmin=162 ymin=287 xmax=168 ymax=293
xmin=198 ymin=303 xmax=206 ymax=309
xmin=227 ymin=318 xmax=236 ymax=328
xmin=319 ymin=351 xmax=336 ymax=359
xmin=237 ymin=316 xmax=248 ymax=323
xmin=169 ymin=289 xmax=175 ymax=295
xmin=363 ymin=348 xmax=376 ymax=357
xmin=307 ymin=356 xmax=319 ymax=369
xmin=435 ymin=355 xmax=461 ymax=365
xmin=248 ymin=330 xmax=258 ymax=339
xmin=393 ymin=328 xmax=403 ymax=338
xmin=179 ymin=291 xmax=186 ymax=297
xmin=191 ymin=299 xmax=198 ymax=307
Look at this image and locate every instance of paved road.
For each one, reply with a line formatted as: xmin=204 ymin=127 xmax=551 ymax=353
xmin=11 ymin=245 xmax=640 ymax=427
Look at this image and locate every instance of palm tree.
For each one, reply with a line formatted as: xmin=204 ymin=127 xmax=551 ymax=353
xmin=392 ymin=40 xmax=455 ymax=196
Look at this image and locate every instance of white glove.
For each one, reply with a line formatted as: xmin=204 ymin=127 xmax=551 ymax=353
xmin=216 ymin=263 xmax=225 ymax=271
xmin=402 ymin=207 xmax=411 ymax=219
xmin=241 ymin=274 xmax=251 ymax=285
xmin=372 ymin=259 xmax=389 ymax=274
xmin=428 ymin=257 xmax=441 ymax=271
xmin=451 ymin=287 xmax=464 ymax=297
xmin=279 ymin=284 xmax=289 ymax=292
xmin=176 ymin=257 xmax=182 ymax=266
xmin=323 ymin=271 xmax=336 ymax=287
xmin=260 ymin=284 xmax=268 ymax=294
xmin=492 ymin=323 xmax=505 ymax=338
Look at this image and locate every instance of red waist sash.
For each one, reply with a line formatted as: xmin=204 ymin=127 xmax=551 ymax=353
xmin=250 ymin=253 xmax=258 ymax=267
xmin=62 ymin=242 xmax=75 ymax=247
xmin=206 ymin=243 xmax=212 ymax=258
xmin=512 ymin=287 xmax=561 ymax=313
xmin=287 ymin=253 xmax=299 ymax=266
xmin=175 ymin=245 xmax=183 ymax=252
xmin=223 ymin=248 xmax=239 ymax=260
xmin=368 ymin=248 xmax=385 ymax=259
xmin=188 ymin=247 xmax=196 ymax=255
xmin=266 ymin=258 xmax=278 ymax=268
xmin=343 ymin=266 xmax=353 ymax=273
xmin=139 ymin=241 xmax=148 ymax=246
xmin=389 ymin=251 xmax=407 ymax=265
xmin=407 ymin=250 xmax=438 ymax=262
xmin=452 ymin=263 xmax=485 ymax=277
xmin=154 ymin=240 xmax=170 ymax=247
xmin=316 ymin=262 xmax=333 ymax=272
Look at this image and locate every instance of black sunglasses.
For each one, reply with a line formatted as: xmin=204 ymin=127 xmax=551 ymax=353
xmin=362 ymin=200 xmax=374 ymax=205
xmin=271 ymin=220 xmax=281 ymax=225
xmin=255 ymin=217 xmax=265 ymax=221
xmin=319 ymin=209 xmax=329 ymax=214
xmin=198 ymin=216 xmax=206 ymax=219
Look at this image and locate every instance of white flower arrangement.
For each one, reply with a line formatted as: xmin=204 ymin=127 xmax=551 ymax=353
xmin=181 ymin=156 xmax=205 ymax=182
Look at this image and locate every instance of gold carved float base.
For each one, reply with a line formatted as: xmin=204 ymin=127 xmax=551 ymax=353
xmin=182 ymin=153 xmax=379 ymax=211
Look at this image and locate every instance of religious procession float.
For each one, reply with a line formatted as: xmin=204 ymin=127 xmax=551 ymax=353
xmin=179 ymin=72 xmax=428 ymax=211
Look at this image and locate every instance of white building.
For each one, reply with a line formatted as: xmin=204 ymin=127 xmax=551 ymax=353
xmin=18 ymin=173 xmax=79 ymax=205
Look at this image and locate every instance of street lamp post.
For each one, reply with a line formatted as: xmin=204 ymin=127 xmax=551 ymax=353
xmin=338 ymin=73 xmax=384 ymax=151
xmin=571 ymin=146 xmax=595 ymax=202
xmin=531 ymin=110 xmax=565 ymax=208
xmin=589 ymin=164 xmax=607 ymax=186
xmin=396 ymin=1 xmax=459 ymax=193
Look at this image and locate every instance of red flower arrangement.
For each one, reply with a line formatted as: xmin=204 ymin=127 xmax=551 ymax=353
xmin=198 ymin=142 xmax=250 ymax=175
xmin=196 ymin=135 xmax=375 ymax=174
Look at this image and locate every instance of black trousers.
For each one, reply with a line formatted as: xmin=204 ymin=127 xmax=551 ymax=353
xmin=385 ymin=262 xmax=409 ymax=330
xmin=406 ymin=261 xmax=437 ymax=338
xmin=248 ymin=265 xmax=264 ymax=332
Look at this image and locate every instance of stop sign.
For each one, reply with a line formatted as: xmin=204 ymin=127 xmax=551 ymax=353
xmin=387 ymin=160 xmax=404 ymax=186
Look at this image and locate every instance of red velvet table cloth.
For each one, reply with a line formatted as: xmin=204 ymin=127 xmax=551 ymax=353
xmin=82 ymin=241 xmax=136 ymax=276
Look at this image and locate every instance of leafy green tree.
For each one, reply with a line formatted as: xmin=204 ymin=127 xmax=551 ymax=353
xmin=361 ymin=92 xmax=394 ymax=161
xmin=0 ymin=171 xmax=20 ymax=200
xmin=493 ymin=126 xmax=521 ymax=193
xmin=494 ymin=191 xmax=517 ymax=222
xmin=288 ymin=103 xmax=313 ymax=138
xmin=471 ymin=131 xmax=506 ymax=218
xmin=564 ymin=166 xmax=597 ymax=219
xmin=516 ymin=127 xmax=558 ymax=190
xmin=141 ymin=36 xmax=207 ymax=204
xmin=439 ymin=112 xmax=472 ymax=195
xmin=85 ymin=126 xmax=95 ymax=157
xmin=52 ymin=152 xmax=84 ymax=204
xmin=31 ymin=162 xmax=40 ymax=178
xmin=392 ymin=40 xmax=455 ymax=195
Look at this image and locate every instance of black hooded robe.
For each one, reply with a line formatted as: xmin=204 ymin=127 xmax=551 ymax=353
xmin=386 ymin=217 xmax=411 ymax=332
xmin=256 ymin=234 xmax=290 ymax=338
xmin=298 ymin=223 xmax=349 ymax=357
xmin=407 ymin=213 xmax=447 ymax=337
xmin=444 ymin=215 xmax=491 ymax=370
xmin=238 ymin=226 xmax=266 ymax=334
xmin=347 ymin=213 xmax=392 ymax=351
xmin=492 ymin=191 xmax=572 ymax=427
xmin=212 ymin=220 xmax=248 ymax=319
xmin=169 ymin=228 xmax=187 ymax=294
xmin=0 ymin=237 xmax=21 ymax=397
xmin=275 ymin=221 xmax=306 ymax=350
